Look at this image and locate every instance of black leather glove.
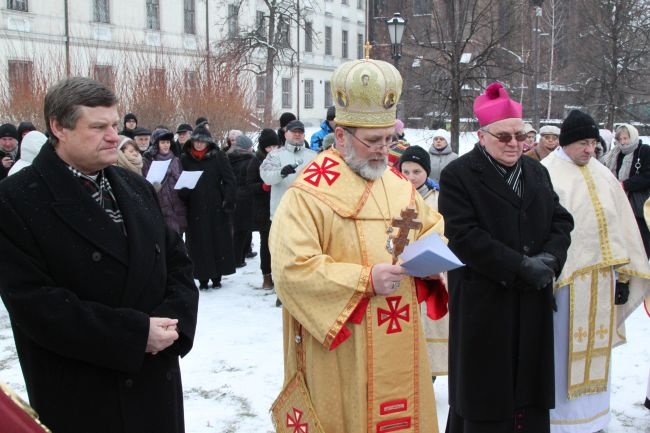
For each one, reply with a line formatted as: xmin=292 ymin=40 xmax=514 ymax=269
xmin=535 ymin=252 xmax=560 ymax=274
xmin=518 ymin=255 xmax=555 ymax=290
xmin=280 ymin=164 xmax=297 ymax=178
xmin=615 ymin=281 xmax=630 ymax=305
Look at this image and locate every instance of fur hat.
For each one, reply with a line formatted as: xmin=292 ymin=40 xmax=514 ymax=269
xmin=559 ymin=110 xmax=599 ymax=146
xmin=195 ymin=117 xmax=208 ymax=127
xmin=151 ymin=128 xmax=174 ymax=146
xmin=258 ymin=128 xmax=279 ymax=148
xmin=191 ymin=125 xmax=213 ymax=143
xmin=399 ymin=145 xmax=431 ymax=178
xmin=279 ymin=112 xmax=296 ymax=128
xmin=0 ymin=123 xmax=18 ymax=140
xmin=473 ymin=82 xmax=522 ymax=127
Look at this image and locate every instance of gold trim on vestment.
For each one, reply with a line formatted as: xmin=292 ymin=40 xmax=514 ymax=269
xmin=550 ymin=407 xmax=610 ymax=425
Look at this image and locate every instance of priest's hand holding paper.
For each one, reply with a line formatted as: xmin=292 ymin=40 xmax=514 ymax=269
xmin=371 ymin=263 xmax=405 ymax=296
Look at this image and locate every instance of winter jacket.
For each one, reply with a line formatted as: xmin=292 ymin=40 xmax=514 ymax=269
xmin=310 ymin=120 xmax=334 ymax=151
xmin=259 ymin=142 xmax=317 ymax=219
xmin=428 ymin=144 xmax=459 ymax=182
xmin=246 ymin=147 xmax=272 ymax=231
xmin=228 ymin=147 xmax=254 ymax=231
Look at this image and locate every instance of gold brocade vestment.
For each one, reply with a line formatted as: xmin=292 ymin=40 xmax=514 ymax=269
xmin=542 ymin=151 xmax=650 ymax=399
xmin=269 ymin=149 xmax=443 ymax=433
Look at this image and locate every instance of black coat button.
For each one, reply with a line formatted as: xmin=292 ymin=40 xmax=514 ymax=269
xmin=91 ymin=251 xmax=102 ymax=262
xmin=125 ymin=379 xmax=133 ymax=388
xmin=523 ymin=246 xmax=530 ymax=253
xmin=166 ymin=371 xmax=173 ymax=380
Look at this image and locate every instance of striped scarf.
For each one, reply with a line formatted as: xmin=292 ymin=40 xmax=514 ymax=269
xmin=67 ymin=166 xmax=126 ymax=230
xmin=478 ymin=144 xmax=524 ymax=198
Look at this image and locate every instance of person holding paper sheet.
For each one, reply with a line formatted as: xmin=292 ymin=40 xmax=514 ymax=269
xmin=143 ymin=129 xmax=187 ymax=235
xmin=180 ymin=124 xmax=236 ymax=290
xmin=115 ymin=135 xmax=143 ymax=175
xmin=269 ymin=53 xmax=446 ymax=433
xmin=398 ymin=145 xmax=447 ymax=380
xmin=438 ymin=82 xmax=574 ymax=433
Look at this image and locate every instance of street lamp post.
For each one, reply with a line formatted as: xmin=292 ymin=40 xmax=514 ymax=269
xmin=532 ymin=1 xmax=544 ymax=130
xmin=386 ymin=12 xmax=406 ymax=68
xmin=386 ymin=12 xmax=407 ymax=120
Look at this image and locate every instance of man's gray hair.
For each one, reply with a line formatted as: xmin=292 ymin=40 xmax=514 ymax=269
xmin=44 ymin=77 xmax=118 ymax=144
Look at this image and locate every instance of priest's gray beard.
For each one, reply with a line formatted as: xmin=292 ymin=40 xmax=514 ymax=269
xmin=343 ymin=141 xmax=387 ymax=180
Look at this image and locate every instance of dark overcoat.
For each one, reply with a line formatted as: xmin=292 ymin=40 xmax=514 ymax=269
xmin=438 ymin=145 xmax=574 ymax=422
xmin=180 ymin=142 xmax=236 ymax=280
xmin=245 ymin=148 xmax=271 ymax=232
xmin=227 ymin=148 xmax=254 ymax=232
xmin=0 ymin=143 xmax=199 ymax=433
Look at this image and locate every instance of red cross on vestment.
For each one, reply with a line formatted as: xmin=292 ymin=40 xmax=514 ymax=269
xmin=390 ymin=206 xmax=422 ymax=264
xmin=302 ymin=157 xmax=340 ymax=187
xmin=286 ymin=407 xmax=309 ymax=433
xmin=377 ymin=296 xmax=410 ymax=334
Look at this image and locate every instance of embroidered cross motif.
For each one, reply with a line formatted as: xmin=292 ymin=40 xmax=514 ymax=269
xmin=573 ymin=327 xmax=587 ymax=343
xmin=377 ymin=296 xmax=410 ymax=334
xmin=303 ymin=157 xmax=340 ymax=187
xmin=286 ymin=407 xmax=309 ymax=433
xmin=390 ymin=206 xmax=422 ymax=264
xmin=596 ymin=324 xmax=609 ymax=339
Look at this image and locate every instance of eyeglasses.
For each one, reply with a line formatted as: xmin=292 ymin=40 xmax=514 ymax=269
xmin=343 ymin=127 xmax=390 ymax=150
xmin=482 ymin=129 xmax=528 ymax=143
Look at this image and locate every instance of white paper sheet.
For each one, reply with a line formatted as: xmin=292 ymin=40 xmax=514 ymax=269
xmin=399 ymin=233 xmax=464 ymax=277
xmin=145 ymin=159 xmax=172 ymax=184
xmin=174 ymin=171 xmax=203 ymax=190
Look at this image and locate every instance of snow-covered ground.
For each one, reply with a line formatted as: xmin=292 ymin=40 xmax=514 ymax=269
xmin=0 ymin=236 xmax=648 ymax=432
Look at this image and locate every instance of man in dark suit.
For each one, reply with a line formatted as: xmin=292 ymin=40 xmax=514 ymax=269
xmin=0 ymin=77 xmax=199 ymax=433
xmin=439 ymin=82 xmax=574 ymax=433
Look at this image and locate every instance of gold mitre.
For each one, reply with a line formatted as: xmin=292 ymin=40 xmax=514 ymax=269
xmin=331 ymin=57 xmax=403 ymax=128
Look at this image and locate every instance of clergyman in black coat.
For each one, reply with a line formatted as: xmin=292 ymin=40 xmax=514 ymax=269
xmin=0 ymin=77 xmax=199 ymax=433
xmin=439 ymin=82 xmax=574 ymax=433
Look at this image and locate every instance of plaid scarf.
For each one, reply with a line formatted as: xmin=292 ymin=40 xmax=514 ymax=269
xmin=67 ymin=166 xmax=125 ymax=230
xmin=478 ymin=144 xmax=524 ymax=198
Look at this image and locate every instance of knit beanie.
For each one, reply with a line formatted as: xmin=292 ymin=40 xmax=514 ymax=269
xmin=235 ymin=134 xmax=254 ymax=149
xmin=124 ymin=113 xmax=137 ymax=124
xmin=559 ymin=110 xmax=599 ymax=146
xmin=473 ymin=82 xmax=522 ymax=127
xmin=399 ymin=146 xmax=431 ymax=177
xmin=0 ymin=123 xmax=18 ymax=140
xmin=258 ymin=128 xmax=279 ymax=148
xmin=279 ymin=112 xmax=296 ymax=128
xmin=17 ymin=121 xmax=36 ymax=137
xmin=432 ymin=129 xmax=451 ymax=145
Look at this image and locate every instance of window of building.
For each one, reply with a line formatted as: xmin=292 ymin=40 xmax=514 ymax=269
xmin=282 ymin=78 xmax=292 ymax=108
xmin=324 ymin=81 xmax=332 ymax=107
xmin=373 ymin=0 xmax=385 ymax=18
xmin=256 ymin=75 xmax=265 ymax=108
xmin=149 ymin=68 xmax=166 ymax=91
xmin=342 ymin=0 xmax=348 ymax=5
xmin=184 ymin=70 xmax=198 ymax=91
xmin=184 ymin=0 xmax=195 ymax=34
xmin=305 ymin=22 xmax=313 ymax=52
xmin=7 ymin=0 xmax=28 ymax=12
xmin=278 ymin=16 xmax=290 ymax=47
xmin=8 ymin=60 xmax=32 ymax=97
xmin=93 ymin=64 xmax=114 ymax=89
xmin=94 ymin=0 xmax=110 ymax=23
xmin=325 ymin=26 xmax=332 ymax=56
xmin=146 ymin=0 xmax=160 ymax=30
xmin=342 ymin=30 xmax=348 ymax=58
xmin=357 ymin=0 xmax=363 ymax=9
xmin=413 ymin=0 xmax=432 ymax=15
xmin=304 ymin=79 xmax=314 ymax=109
xmin=357 ymin=33 xmax=364 ymax=59
xmin=228 ymin=4 xmax=239 ymax=37
xmin=256 ymin=11 xmax=266 ymax=40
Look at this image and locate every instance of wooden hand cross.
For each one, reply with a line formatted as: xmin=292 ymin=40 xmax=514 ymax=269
xmin=390 ymin=206 xmax=422 ymax=264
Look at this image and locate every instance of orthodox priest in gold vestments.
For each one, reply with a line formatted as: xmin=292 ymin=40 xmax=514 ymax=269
xmin=541 ymin=110 xmax=650 ymax=433
xmin=269 ymin=54 xmax=445 ymax=433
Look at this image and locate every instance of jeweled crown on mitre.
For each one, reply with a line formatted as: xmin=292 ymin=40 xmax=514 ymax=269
xmin=331 ymin=55 xmax=403 ymax=128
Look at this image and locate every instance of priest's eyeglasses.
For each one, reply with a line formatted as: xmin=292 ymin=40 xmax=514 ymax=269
xmin=342 ymin=127 xmax=391 ymax=150
xmin=482 ymin=129 xmax=528 ymax=143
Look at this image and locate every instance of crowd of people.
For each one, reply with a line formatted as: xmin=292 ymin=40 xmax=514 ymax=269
xmin=0 ymin=54 xmax=649 ymax=433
